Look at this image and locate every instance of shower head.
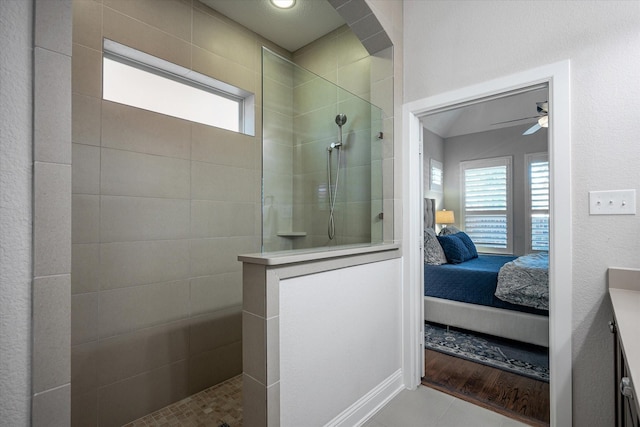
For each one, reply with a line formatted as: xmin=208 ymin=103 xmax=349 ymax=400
xmin=335 ymin=114 xmax=347 ymax=127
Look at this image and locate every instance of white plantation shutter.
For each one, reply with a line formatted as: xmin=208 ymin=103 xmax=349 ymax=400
xmin=430 ymin=159 xmax=443 ymax=192
xmin=461 ymin=157 xmax=512 ymax=253
xmin=527 ymin=154 xmax=549 ymax=252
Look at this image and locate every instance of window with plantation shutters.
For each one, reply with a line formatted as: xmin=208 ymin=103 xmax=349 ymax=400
xmin=430 ymin=159 xmax=443 ymax=192
xmin=526 ymin=153 xmax=549 ymax=252
xmin=460 ymin=157 xmax=513 ymax=254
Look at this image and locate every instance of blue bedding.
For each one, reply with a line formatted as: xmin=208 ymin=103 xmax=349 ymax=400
xmin=424 ymin=255 xmax=548 ymax=316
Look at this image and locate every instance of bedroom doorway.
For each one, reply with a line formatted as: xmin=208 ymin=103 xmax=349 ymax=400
xmin=402 ymin=61 xmax=572 ymax=426
xmin=419 ymin=84 xmax=551 ymax=425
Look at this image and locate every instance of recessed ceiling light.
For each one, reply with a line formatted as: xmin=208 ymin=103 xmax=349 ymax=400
xmin=270 ymin=0 xmax=296 ymax=9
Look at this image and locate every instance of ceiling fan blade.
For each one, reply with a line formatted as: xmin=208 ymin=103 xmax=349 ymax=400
xmin=523 ymin=123 xmax=541 ymax=135
xmin=491 ymin=115 xmax=540 ymax=126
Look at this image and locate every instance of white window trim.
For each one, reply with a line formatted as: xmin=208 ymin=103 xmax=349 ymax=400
xmin=460 ymin=156 xmax=513 ymax=254
xmin=525 ymin=152 xmax=549 ymax=253
xmin=102 ymin=38 xmax=255 ymax=136
xmin=404 ymin=60 xmax=572 ymax=425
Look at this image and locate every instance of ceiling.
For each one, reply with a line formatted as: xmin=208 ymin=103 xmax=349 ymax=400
xmin=421 ymin=87 xmax=549 ymax=139
xmin=198 ymin=0 xmax=346 ymax=52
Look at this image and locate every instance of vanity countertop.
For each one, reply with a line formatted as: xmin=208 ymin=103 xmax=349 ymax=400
xmin=608 ymin=267 xmax=640 ymax=415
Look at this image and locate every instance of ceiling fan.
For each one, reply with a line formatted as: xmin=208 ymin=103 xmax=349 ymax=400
xmin=492 ymin=101 xmax=549 ymax=135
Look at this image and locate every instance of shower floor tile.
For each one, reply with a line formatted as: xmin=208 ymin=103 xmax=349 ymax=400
xmin=124 ymin=375 xmax=243 ymax=427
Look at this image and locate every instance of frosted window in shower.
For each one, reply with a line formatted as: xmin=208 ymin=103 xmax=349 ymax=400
xmin=102 ymin=39 xmax=254 ymax=135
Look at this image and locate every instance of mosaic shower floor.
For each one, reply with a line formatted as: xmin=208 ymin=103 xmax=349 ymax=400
xmin=124 ymin=375 xmax=243 ymax=427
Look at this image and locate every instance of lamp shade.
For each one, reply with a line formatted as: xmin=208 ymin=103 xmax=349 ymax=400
xmin=435 ymin=209 xmax=455 ymax=225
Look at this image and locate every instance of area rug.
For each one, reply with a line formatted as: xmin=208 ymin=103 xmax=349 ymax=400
xmin=424 ymin=322 xmax=549 ymax=382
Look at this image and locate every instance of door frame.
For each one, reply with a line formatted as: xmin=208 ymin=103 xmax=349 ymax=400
xmin=401 ymin=60 xmax=572 ymax=426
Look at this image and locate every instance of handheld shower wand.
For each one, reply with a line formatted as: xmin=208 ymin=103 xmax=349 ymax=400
xmin=329 ymin=114 xmax=347 ymax=151
xmin=327 ymin=114 xmax=347 ymax=240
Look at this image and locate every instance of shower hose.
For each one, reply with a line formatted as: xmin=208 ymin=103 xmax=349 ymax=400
xmin=327 ymin=146 xmax=341 ymax=240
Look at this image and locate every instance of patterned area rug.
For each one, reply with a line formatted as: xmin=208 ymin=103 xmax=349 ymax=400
xmin=424 ymin=322 xmax=549 ymax=382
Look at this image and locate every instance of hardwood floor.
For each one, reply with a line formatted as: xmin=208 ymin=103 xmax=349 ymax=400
xmin=422 ymin=349 xmax=550 ymax=426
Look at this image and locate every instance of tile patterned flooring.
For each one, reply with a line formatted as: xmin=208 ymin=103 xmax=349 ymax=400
xmin=124 ymin=375 xmax=243 ymax=427
xmin=124 ymin=375 xmax=527 ymax=427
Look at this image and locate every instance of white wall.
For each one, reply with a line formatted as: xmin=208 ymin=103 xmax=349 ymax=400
xmin=279 ymin=258 xmax=402 ymax=426
xmin=423 ymin=128 xmax=444 ymax=206
xmin=404 ymin=1 xmax=640 ymax=425
xmin=0 ymin=1 xmax=33 ymax=425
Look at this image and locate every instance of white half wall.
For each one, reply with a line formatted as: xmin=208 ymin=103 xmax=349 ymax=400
xmin=279 ymin=258 xmax=403 ymax=426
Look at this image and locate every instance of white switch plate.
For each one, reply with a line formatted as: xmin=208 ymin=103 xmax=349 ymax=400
xmin=589 ymin=189 xmax=636 ymax=215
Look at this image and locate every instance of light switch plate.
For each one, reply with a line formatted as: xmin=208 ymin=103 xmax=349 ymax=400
xmin=589 ymin=189 xmax=636 ymax=215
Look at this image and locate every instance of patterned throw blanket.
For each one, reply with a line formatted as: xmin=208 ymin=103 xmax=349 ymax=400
xmin=495 ymin=252 xmax=549 ymax=310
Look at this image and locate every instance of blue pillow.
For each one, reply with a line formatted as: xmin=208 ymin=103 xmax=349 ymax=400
xmin=437 ymin=234 xmax=471 ymax=264
xmin=454 ymin=232 xmax=478 ymax=259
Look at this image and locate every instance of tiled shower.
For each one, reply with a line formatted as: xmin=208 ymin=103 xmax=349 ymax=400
xmin=262 ymin=48 xmax=386 ymax=252
xmin=70 ymin=0 xmax=393 ymax=425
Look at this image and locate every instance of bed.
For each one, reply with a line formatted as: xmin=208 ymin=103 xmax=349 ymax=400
xmin=423 ymin=199 xmax=549 ymax=347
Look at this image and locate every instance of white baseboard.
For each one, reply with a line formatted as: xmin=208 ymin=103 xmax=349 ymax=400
xmin=324 ymin=369 xmax=405 ymax=427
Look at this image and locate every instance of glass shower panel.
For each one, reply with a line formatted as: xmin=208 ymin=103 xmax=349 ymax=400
xmin=262 ymin=48 xmax=384 ymax=253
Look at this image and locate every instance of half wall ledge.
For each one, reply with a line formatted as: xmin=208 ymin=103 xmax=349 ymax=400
xmin=239 ymin=243 xmax=401 ymax=426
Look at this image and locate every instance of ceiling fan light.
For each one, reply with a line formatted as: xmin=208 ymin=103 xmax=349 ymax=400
xmin=538 ymin=115 xmax=549 ymax=128
xmin=270 ymin=0 xmax=296 ymax=9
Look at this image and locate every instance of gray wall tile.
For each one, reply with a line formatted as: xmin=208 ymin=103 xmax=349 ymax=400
xmin=101 ymin=101 xmax=191 ymax=159
xmin=191 ymin=122 xmax=256 ymax=168
xmin=242 ymin=311 xmax=266 ymax=384
xmin=189 ymin=236 xmax=256 ymax=277
xmin=190 ymin=200 xmax=255 ymax=238
xmin=32 ymin=383 xmax=71 ymax=427
xmin=98 ymin=280 xmax=190 ymax=338
xmin=34 ymin=47 xmax=72 ymax=164
xmin=100 ymin=148 xmax=190 ymax=199
xmin=72 ymin=143 xmax=100 ymax=194
xmin=191 ymin=161 xmax=257 ymax=202
xmin=242 ymin=374 xmax=267 ymax=427
xmin=97 ymin=319 xmax=189 ymax=386
xmin=72 ymin=94 xmax=101 ymax=146
xmin=102 ymin=6 xmax=191 ymax=70
xmin=192 ymin=10 xmax=254 ymax=70
xmin=70 ymin=390 xmax=97 ymax=427
xmin=71 ymin=194 xmax=99 ymax=244
xmin=191 ymin=46 xmax=257 ymax=95
xmin=189 ymin=306 xmax=242 ymax=355
xmin=33 ymin=275 xmax=71 ymax=393
xmin=71 ymin=292 xmax=99 ymax=345
xmin=72 ymin=44 xmax=102 ymax=98
xmin=34 ymin=162 xmax=72 ymax=276
xmin=71 ymin=243 xmax=100 ymax=294
xmin=99 ymin=196 xmax=190 ymax=242
xmin=72 ymin=0 xmax=102 ymax=50
xmin=71 ymin=341 xmax=98 ymax=397
xmin=187 ymin=341 xmax=242 ymax=395
xmin=190 ymin=272 xmax=242 ymax=316
xmin=103 ymin=0 xmax=192 ymax=42
xmin=99 ymin=240 xmax=190 ymax=290
xmin=35 ymin=0 xmax=72 ymax=56
xmin=97 ymin=360 xmax=189 ymax=427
